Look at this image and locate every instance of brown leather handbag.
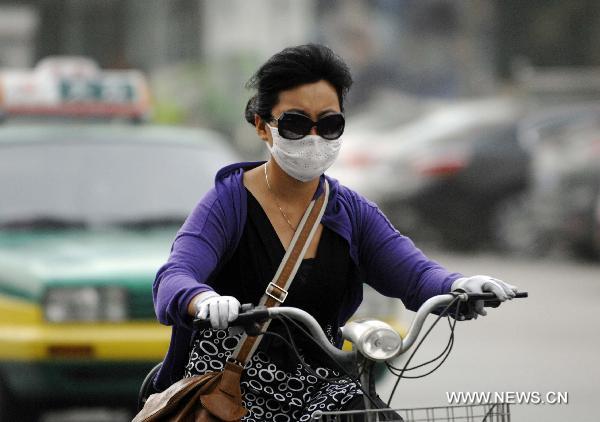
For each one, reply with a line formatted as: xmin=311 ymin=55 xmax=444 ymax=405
xmin=132 ymin=361 xmax=246 ymax=422
xmin=132 ymin=181 xmax=330 ymax=422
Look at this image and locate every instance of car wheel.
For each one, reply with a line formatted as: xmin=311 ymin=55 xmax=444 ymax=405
xmin=0 ymin=382 xmax=18 ymax=421
xmin=0 ymin=381 xmax=12 ymax=421
xmin=491 ymin=193 xmax=548 ymax=256
xmin=0 ymin=380 xmax=39 ymax=422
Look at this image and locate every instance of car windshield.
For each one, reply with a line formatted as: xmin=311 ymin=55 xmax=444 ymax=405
xmin=0 ymin=128 xmax=234 ymax=229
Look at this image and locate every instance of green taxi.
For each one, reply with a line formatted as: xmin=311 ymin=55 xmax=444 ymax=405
xmin=0 ymin=123 xmax=239 ymax=420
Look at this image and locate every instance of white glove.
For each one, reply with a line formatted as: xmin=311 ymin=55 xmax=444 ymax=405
xmin=451 ymin=275 xmax=518 ymax=317
xmin=194 ymin=292 xmax=240 ymax=329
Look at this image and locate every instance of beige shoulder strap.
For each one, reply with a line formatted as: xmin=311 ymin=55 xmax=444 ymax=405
xmin=231 ymin=179 xmax=329 ymax=365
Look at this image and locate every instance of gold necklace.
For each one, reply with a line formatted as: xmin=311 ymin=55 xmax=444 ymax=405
xmin=264 ymin=162 xmax=297 ymax=231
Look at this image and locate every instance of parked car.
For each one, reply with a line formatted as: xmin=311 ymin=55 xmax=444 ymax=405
xmin=330 ymin=97 xmax=529 ymax=249
xmin=0 ymin=122 xmax=240 ymax=420
xmin=493 ymin=104 xmax=600 ymax=259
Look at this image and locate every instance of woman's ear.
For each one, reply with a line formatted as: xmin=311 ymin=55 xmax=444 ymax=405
xmin=255 ymin=114 xmax=269 ymax=142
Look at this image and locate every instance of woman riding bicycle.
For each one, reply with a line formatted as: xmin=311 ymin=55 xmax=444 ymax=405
xmin=152 ymin=44 xmax=517 ymax=421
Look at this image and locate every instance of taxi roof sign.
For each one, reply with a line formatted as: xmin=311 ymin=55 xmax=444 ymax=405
xmin=36 ymin=56 xmax=100 ymax=78
xmin=0 ymin=57 xmax=151 ymax=121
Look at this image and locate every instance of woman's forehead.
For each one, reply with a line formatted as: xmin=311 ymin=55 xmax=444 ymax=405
xmin=274 ymin=80 xmax=340 ymax=115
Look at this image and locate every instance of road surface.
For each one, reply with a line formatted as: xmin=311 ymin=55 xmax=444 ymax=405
xmin=378 ymin=250 xmax=599 ymax=422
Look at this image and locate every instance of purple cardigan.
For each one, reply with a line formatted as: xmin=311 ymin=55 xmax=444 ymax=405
xmin=152 ymin=161 xmax=461 ymax=389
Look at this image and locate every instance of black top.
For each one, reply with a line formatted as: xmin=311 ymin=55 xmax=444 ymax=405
xmin=206 ymin=188 xmax=359 ymax=369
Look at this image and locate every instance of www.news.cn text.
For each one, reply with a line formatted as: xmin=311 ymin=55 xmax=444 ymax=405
xmin=446 ymin=391 xmax=569 ymax=405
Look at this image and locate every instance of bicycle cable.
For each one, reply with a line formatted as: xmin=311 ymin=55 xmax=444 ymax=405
xmin=393 ymin=333 xmax=454 ymax=378
xmin=385 ymin=328 xmax=453 ymax=377
xmin=386 ymin=295 xmax=461 ymax=406
xmin=387 ymin=307 xmax=460 ymax=381
xmin=386 ymin=316 xmax=452 ymax=374
xmin=398 ymin=315 xmax=455 ymax=372
xmin=385 ymin=304 xmax=460 ymax=377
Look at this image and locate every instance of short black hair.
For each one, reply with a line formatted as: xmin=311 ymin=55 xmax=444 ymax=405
xmin=244 ymin=43 xmax=353 ymax=126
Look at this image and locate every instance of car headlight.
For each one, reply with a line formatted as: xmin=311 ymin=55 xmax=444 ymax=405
xmin=43 ymin=286 xmax=128 ymax=323
xmin=341 ymin=319 xmax=402 ymax=361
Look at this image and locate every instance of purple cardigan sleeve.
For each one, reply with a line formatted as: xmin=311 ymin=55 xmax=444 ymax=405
xmin=356 ymin=195 xmax=462 ymax=311
xmin=152 ymin=187 xmax=232 ymax=328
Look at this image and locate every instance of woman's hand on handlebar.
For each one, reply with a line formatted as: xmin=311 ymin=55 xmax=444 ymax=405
xmin=191 ymin=291 xmax=241 ymax=329
xmin=451 ymin=275 xmax=518 ymax=317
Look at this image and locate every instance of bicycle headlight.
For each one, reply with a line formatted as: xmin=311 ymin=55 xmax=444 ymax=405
xmin=341 ymin=319 xmax=402 ymax=361
xmin=43 ymin=286 xmax=128 ymax=323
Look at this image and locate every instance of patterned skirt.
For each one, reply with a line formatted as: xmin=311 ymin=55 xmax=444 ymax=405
xmin=184 ymin=328 xmax=362 ymax=421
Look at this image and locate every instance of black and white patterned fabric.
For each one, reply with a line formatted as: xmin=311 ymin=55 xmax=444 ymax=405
xmin=184 ymin=328 xmax=361 ymax=421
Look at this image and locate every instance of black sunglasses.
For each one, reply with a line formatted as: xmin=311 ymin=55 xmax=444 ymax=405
xmin=269 ymin=112 xmax=345 ymax=140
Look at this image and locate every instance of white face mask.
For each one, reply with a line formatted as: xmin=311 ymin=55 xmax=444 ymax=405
xmin=266 ymin=124 xmax=342 ymax=182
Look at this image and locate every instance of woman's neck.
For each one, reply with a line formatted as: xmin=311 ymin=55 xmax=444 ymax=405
xmin=266 ymin=159 xmax=319 ymax=205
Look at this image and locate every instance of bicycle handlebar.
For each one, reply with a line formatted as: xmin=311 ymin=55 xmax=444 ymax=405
xmin=192 ymin=291 xmax=528 ymax=361
xmin=193 ymin=305 xmax=356 ymax=365
xmin=460 ymin=291 xmax=528 ymax=304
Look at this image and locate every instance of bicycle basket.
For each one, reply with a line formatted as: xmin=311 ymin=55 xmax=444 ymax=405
xmin=312 ymin=402 xmax=511 ymax=422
